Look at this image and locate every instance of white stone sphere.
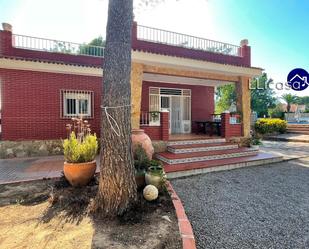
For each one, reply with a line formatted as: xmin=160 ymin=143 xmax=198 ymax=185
xmin=143 ymin=184 xmax=159 ymax=201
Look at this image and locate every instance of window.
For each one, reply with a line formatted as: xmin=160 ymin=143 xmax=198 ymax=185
xmin=61 ymin=90 xmax=93 ymax=118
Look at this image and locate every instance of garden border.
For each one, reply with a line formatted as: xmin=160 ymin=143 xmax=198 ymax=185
xmin=167 ymin=181 xmax=197 ymax=249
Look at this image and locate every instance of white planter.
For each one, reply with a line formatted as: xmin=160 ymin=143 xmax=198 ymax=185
xmin=250 ymin=145 xmax=259 ymax=150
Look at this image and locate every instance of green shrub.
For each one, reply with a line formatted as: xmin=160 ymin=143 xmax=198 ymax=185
xmin=268 ymin=106 xmax=284 ymax=119
xmin=254 ymin=118 xmax=287 ymax=135
xmin=63 ymin=132 xmax=98 ymax=163
xmin=134 ymin=144 xmax=150 ymax=173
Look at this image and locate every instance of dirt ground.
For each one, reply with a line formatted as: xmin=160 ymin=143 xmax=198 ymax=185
xmin=0 ymin=178 xmax=182 ymax=249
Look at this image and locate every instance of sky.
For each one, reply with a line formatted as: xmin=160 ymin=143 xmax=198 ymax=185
xmin=1 ymin=0 xmax=309 ymax=97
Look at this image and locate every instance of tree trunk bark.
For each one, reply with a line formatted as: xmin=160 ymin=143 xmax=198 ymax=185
xmin=95 ymin=0 xmax=137 ymax=216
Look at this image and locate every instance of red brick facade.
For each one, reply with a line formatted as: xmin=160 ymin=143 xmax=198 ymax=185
xmin=0 ymin=22 xmax=250 ymax=141
xmin=221 ymin=112 xmax=242 ymax=138
xmin=0 ymin=68 xmax=102 ymax=140
xmin=140 ymin=111 xmax=169 ymax=141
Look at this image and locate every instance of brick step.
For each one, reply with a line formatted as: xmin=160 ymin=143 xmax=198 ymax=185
xmin=167 ymin=142 xmax=238 ymax=154
xmin=167 ymin=138 xmax=226 ymax=146
xmin=287 ymin=127 xmax=309 ymax=131
xmin=156 ymin=147 xmax=258 ymax=165
xmin=164 ymin=152 xmax=283 ymax=178
xmin=287 ymin=130 xmax=309 ymax=134
xmin=287 ymin=124 xmax=309 ymax=128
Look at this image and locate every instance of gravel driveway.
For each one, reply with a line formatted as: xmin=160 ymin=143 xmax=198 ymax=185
xmin=171 ymin=160 xmax=309 ymax=249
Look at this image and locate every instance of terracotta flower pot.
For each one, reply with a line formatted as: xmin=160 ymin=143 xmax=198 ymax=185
xmin=63 ymin=160 xmax=96 ymax=187
xmin=131 ymin=129 xmax=154 ymax=160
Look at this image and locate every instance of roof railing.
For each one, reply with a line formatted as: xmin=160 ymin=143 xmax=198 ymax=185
xmin=137 ymin=25 xmax=241 ymax=56
xmin=11 ymin=25 xmax=241 ymax=58
xmin=12 ymin=34 xmax=105 ymax=57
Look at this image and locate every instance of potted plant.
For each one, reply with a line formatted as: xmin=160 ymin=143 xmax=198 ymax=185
xmin=145 ymin=160 xmax=166 ymax=190
xmin=63 ymin=117 xmax=98 ymax=187
xmin=134 ymin=144 xmax=150 ymax=189
xmin=250 ymin=137 xmax=262 ymax=150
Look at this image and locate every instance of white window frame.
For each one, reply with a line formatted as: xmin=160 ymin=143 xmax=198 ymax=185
xmin=60 ymin=90 xmax=94 ymax=118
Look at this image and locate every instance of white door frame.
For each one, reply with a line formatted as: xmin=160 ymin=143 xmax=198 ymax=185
xmin=149 ymin=87 xmax=191 ymax=134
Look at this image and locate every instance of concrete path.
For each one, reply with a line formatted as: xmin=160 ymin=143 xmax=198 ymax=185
xmin=265 ymin=133 xmax=309 ymax=143
xmin=0 ymin=156 xmax=100 ymax=184
xmin=260 ymin=140 xmax=309 ymax=160
xmin=171 ymin=159 xmax=309 ymax=249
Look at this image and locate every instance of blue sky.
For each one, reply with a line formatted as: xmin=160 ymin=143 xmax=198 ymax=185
xmin=1 ymin=0 xmax=309 ymax=96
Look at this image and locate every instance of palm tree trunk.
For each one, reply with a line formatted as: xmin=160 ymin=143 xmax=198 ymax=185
xmin=94 ymin=0 xmax=137 ymax=216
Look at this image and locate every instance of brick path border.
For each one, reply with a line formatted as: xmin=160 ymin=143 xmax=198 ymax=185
xmin=167 ymin=181 xmax=197 ymax=249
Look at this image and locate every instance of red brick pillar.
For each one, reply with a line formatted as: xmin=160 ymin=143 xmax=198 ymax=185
xmin=239 ymin=39 xmax=251 ymax=67
xmin=161 ymin=111 xmax=169 ymax=141
xmin=0 ymin=23 xmax=13 ymax=56
xmin=221 ymin=112 xmax=231 ymax=139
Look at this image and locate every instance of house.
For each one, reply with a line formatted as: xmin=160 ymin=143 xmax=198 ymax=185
xmin=0 ymin=22 xmax=262 ymax=142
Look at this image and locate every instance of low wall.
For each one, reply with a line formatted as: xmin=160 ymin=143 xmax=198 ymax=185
xmin=285 ymin=113 xmax=309 ymax=123
xmin=0 ymin=140 xmax=63 ymax=159
xmin=0 ymin=139 xmax=168 ymax=159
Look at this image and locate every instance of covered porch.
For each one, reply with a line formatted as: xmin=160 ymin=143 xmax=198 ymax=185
xmin=131 ymin=62 xmax=260 ymax=141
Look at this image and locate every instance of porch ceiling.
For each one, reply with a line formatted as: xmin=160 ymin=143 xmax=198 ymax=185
xmin=143 ymin=73 xmax=234 ymax=87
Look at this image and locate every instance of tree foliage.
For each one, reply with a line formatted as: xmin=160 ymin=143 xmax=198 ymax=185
xmin=281 ymin=93 xmax=298 ymax=112
xmin=215 ymin=84 xmax=236 ymax=114
xmin=215 ymin=73 xmax=277 ymax=117
xmin=250 ymin=73 xmax=277 ymax=117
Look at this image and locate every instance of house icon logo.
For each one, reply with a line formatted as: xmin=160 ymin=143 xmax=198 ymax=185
xmin=287 ymin=68 xmax=309 ymax=91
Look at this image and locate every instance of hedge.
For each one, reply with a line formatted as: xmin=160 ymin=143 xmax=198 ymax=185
xmin=254 ymin=118 xmax=287 ymax=134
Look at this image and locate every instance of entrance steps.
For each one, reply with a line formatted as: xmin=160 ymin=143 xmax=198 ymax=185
xmin=157 ymin=138 xmax=282 ymax=178
xmin=287 ymin=124 xmax=309 ymax=134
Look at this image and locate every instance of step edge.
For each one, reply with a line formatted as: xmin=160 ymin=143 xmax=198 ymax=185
xmin=158 ymin=150 xmax=259 ymax=165
xmin=166 ymin=157 xmax=283 ymax=178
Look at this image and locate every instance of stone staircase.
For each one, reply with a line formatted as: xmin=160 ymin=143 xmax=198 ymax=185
xmin=287 ymin=124 xmax=309 ymax=134
xmin=156 ymin=138 xmax=282 ymax=178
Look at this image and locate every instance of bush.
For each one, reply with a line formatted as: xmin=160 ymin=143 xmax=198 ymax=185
xmin=134 ymin=144 xmax=150 ymax=173
xmin=268 ymin=106 xmax=284 ymax=119
xmin=63 ymin=132 xmax=98 ymax=163
xmin=254 ymin=118 xmax=287 ymax=135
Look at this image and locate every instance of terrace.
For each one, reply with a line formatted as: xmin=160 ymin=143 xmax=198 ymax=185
xmin=0 ymin=22 xmax=251 ymax=67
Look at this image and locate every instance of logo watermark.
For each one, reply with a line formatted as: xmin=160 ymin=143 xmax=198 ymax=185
xmin=249 ymin=68 xmax=309 ymax=91
xmin=287 ymin=68 xmax=309 ymax=91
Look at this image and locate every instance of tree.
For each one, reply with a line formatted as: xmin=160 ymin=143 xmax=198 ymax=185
xmin=79 ymin=36 xmax=105 ymax=57
xmin=281 ymin=93 xmax=298 ymax=112
xmin=215 ymin=84 xmax=236 ymax=113
xmin=215 ymin=73 xmax=276 ymax=117
xmin=250 ymin=73 xmax=276 ymax=117
xmin=94 ymin=0 xmax=137 ymax=216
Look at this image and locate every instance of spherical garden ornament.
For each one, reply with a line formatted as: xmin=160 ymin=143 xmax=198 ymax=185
xmin=143 ymin=184 xmax=159 ymax=201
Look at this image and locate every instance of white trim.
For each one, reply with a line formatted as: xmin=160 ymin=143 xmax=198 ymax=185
xmin=0 ymin=58 xmax=102 ymax=76
xmin=132 ymin=50 xmax=263 ymax=77
xmin=143 ymin=73 xmax=233 ymax=86
xmin=149 ymin=86 xmax=192 ymax=134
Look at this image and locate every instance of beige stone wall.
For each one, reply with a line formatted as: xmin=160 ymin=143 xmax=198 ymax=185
xmin=236 ymin=76 xmax=251 ymax=137
xmin=130 ymin=62 xmax=144 ymax=129
xmin=143 ymin=64 xmax=239 ymax=82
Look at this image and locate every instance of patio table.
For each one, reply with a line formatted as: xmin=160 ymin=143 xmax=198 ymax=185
xmin=194 ymin=120 xmax=221 ymax=136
